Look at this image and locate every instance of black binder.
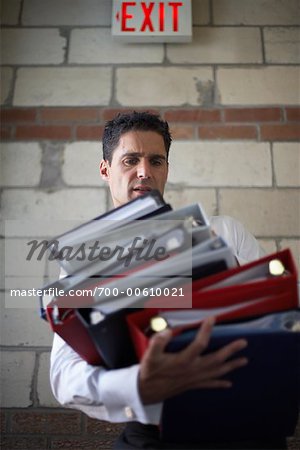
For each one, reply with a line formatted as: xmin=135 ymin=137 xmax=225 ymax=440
xmin=75 ymin=308 xmax=138 ymax=369
xmin=161 ymin=310 xmax=300 ymax=443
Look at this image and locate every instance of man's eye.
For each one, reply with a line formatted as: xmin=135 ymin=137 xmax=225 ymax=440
xmin=124 ymin=158 xmax=138 ymax=166
xmin=151 ymin=159 xmax=163 ymax=166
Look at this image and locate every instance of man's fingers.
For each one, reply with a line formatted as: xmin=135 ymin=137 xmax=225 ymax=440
xmin=144 ymin=329 xmax=173 ymax=360
xmin=179 ymin=317 xmax=215 ymax=363
xmin=198 ymin=338 xmax=248 ymax=373
xmin=216 ymin=356 xmax=248 ymax=377
xmin=195 ymin=379 xmax=233 ymax=389
xmin=212 ymin=339 xmax=248 ymax=365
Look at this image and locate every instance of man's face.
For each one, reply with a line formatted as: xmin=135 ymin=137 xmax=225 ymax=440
xmin=100 ymin=130 xmax=169 ymax=207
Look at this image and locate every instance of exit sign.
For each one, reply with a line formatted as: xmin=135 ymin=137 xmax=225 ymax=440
xmin=112 ymin=0 xmax=192 ymax=43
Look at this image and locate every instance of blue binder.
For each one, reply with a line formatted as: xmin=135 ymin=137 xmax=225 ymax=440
xmin=161 ymin=310 xmax=300 ymax=443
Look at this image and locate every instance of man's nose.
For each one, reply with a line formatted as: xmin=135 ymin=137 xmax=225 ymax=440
xmin=137 ymin=160 xmax=151 ymax=179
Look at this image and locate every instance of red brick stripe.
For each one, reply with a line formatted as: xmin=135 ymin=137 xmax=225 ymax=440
xmin=165 ymin=109 xmax=221 ymax=122
xmin=0 ymin=108 xmax=37 ymax=123
xmin=169 ymin=125 xmax=195 ymax=139
xmin=1 ymin=126 xmax=13 ymax=140
xmin=76 ymin=125 xmax=104 ymax=140
xmin=285 ymin=107 xmax=300 ymax=121
xmin=15 ymin=125 xmax=71 ymax=140
xmin=102 ymin=108 xmax=160 ymax=121
xmin=260 ymin=124 xmax=300 ymax=141
xmin=1 ymin=107 xmax=298 ymax=142
xmin=224 ymin=108 xmax=282 ymax=122
xmin=199 ymin=125 xmax=257 ymax=139
xmin=40 ymin=107 xmax=100 ymax=122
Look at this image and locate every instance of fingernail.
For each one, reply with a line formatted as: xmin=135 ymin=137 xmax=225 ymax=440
xmin=207 ymin=316 xmax=216 ymax=326
xmin=157 ymin=329 xmax=172 ymax=338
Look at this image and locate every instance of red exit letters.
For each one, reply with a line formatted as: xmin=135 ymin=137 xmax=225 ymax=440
xmin=116 ymin=1 xmax=183 ymax=33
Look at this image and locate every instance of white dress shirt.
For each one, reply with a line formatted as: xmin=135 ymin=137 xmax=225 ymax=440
xmin=50 ymin=215 xmax=265 ymax=424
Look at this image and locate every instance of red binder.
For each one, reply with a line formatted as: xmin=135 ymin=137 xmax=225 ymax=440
xmin=46 ymin=306 xmax=102 ymax=365
xmin=127 ymin=249 xmax=299 ymax=361
xmin=46 ymin=284 xmax=102 ymax=365
xmin=192 ymin=248 xmax=297 ymax=296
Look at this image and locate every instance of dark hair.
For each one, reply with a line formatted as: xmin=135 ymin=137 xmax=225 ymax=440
xmin=102 ymin=111 xmax=172 ymax=163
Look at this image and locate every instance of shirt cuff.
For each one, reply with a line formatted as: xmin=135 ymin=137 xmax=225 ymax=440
xmin=99 ymin=364 xmax=162 ymax=424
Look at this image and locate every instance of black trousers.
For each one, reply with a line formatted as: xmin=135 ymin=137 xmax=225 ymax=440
xmin=113 ymin=422 xmax=287 ymax=450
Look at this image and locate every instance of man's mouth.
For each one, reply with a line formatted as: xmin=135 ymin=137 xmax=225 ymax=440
xmin=132 ymin=186 xmax=152 ymax=194
xmin=133 ymin=186 xmax=152 ymax=192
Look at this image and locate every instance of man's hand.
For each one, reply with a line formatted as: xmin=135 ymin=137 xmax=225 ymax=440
xmin=138 ymin=317 xmax=248 ymax=405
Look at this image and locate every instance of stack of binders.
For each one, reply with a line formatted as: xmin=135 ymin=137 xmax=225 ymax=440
xmin=41 ymin=190 xmax=238 ymax=367
xmin=39 ymin=190 xmax=300 ymax=443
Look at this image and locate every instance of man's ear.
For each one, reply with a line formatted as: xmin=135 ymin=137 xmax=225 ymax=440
xmin=99 ymin=159 xmax=110 ymax=181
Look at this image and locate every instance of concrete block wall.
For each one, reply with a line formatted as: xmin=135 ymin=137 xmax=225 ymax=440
xmin=1 ymin=0 xmax=299 ymax=448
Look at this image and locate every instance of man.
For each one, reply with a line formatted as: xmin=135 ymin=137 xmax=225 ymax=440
xmin=50 ymin=112 xmax=273 ymax=449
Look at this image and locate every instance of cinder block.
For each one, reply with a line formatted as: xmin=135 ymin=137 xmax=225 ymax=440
xmin=1 ymin=143 xmax=42 ymax=187
xmin=4 ymin=277 xmax=42 ymax=303
xmin=37 ymin=353 xmax=60 ymax=407
xmin=273 ymin=143 xmax=300 ymax=187
xmin=0 ymin=303 xmax=53 ymax=346
xmin=63 ymin=142 xmax=105 ymax=186
xmin=213 ymin=0 xmax=300 ymax=25
xmin=4 ymin=235 xmax=60 ymax=297
xmin=167 ymin=27 xmax=262 ymax=63
xmin=5 ymin=275 xmax=62 ymax=309
xmin=258 ymin=239 xmax=277 ymax=255
xmin=4 ymin=237 xmax=56 ymax=279
xmin=0 ymin=241 xmax=4 ymax=289
xmin=168 ymin=141 xmax=272 ymax=187
xmin=192 ymin=0 xmax=210 ymax=25
xmin=217 ymin=67 xmax=300 ymax=105
xmin=116 ymin=67 xmax=214 ymax=106
xmin=14 ymin=68 xmax=112 ymax=106
xmin=219 ymin=189 xmax=300 ymax=236
xmin=0 ymin=351 xmax=35 ymax=407
xmin=279 ymin=239 xmax=300 ymax=272
xmin=1 ymin=189 xmax=107 ymax=237
xmin=0 ymin=67 xmax=13 ymax=105
xmin=69 ymin=28 xmax=163 ymax=64
xmin=1 ymin=29 xmax=65 ymax=65
xmin=164 ymin=188 xmax=217 ymax=215
xmin=0 ymin=0 xmax=21 ymax=25
xmin=264 ymin=27 xmax=300 ymax=64
xmin=22 ymin=0 xmax=112 ymax=25
xmin=2 ymin=218 xmax=77 ymax=240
